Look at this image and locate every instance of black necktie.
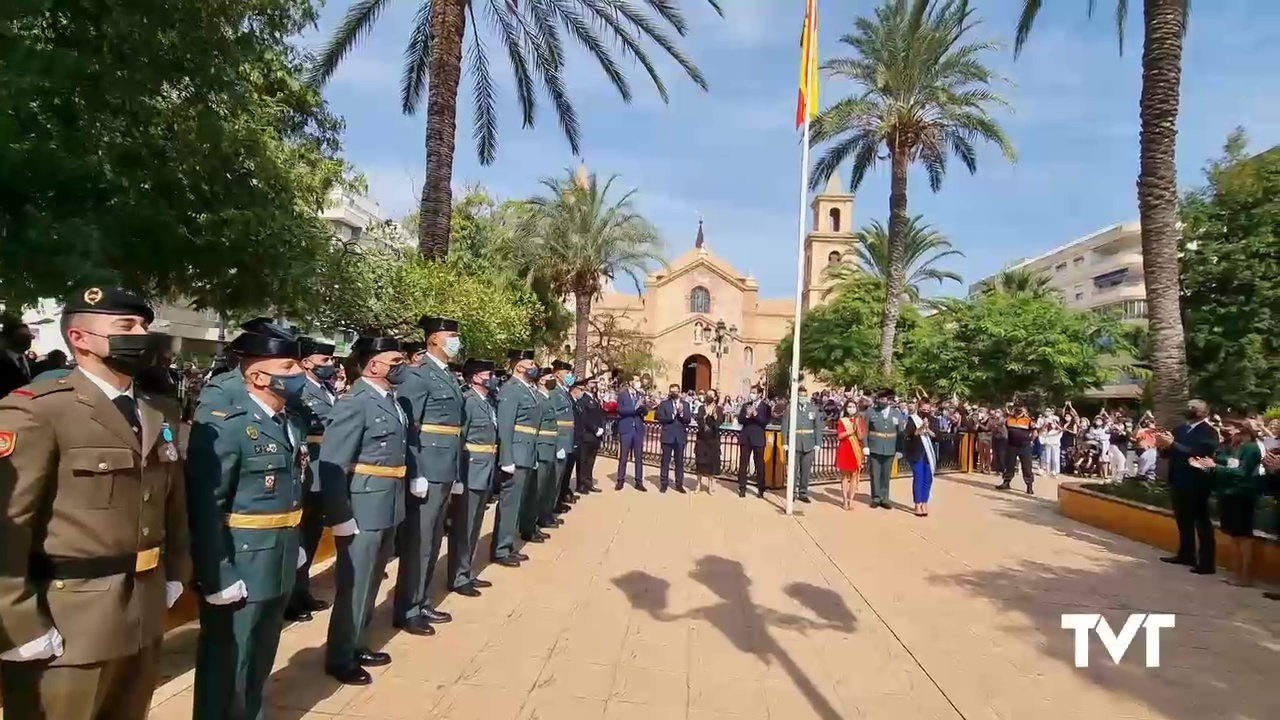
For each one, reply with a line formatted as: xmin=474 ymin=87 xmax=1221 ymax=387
xmin=112 ymin=395 xmax=140 ymax=436
xmin=273 ymin=413 xmax=292 ymax=450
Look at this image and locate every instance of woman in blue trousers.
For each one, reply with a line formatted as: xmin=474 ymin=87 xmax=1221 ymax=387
xmin=904 ymin=398 xmax=937 ymax=517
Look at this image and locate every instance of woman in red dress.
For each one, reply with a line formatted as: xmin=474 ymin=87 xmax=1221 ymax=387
xmin=835 ymin=400 xmax=865 ymax=510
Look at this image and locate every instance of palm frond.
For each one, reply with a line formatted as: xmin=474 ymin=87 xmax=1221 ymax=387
xmin=308 ymin=0 xmax=392 ymax=86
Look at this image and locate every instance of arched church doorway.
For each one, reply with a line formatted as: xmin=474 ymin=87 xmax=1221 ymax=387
xmin=681 ymin=354 xmax=712 ymax=392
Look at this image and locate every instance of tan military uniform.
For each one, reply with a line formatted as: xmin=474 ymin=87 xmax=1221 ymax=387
xmin=0 ymin=368 xmax=191 ymax=719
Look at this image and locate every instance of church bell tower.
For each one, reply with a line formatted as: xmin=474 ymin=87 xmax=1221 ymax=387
xmin=802 ymin=174 xmax=856 ymax=309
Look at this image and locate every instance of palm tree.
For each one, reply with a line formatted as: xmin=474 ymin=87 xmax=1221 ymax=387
xmin=810 ymin=0 xmax=1015 ymax=378
xmin=824 ymin=216 xmax=964 ymax=306
xmin=516 ymin=168 xmax=666 ymax=374
xmin=309 ymin=1 xmax=722 ymax=260
xmin=983 ymin=266 xmax=1055 ymax=298
xmin=1012 ymin=0 xmax=1190 ymax=426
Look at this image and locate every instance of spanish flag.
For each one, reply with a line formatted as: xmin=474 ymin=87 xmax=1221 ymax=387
xmin=795 ymin=0 xmax=819 ymax=129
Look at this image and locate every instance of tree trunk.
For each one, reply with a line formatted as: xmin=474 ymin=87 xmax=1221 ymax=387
xmin=1138 ymin=0 xmax=1189 ymax=427
xmin=573 ymin=291 xmax=591 ymax=376
xmin=878 ymin=140 xmax=910 ymax=379
xmin=418 ymin=0 xmax=467 ymax=259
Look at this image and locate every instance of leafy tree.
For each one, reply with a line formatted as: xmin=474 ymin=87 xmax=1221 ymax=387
xmin=310 ymin=0 xmax=722 ymax=259
xmin=587 ymin=311 xmax=664 ymax=379
xmin=900 ymin=292 xmax=1133 ymax=404
xmin=1013 ymin=0 xmax=1192 ymax=427
xmin=1181 ymin=129 xmax=1280 ymax=410
xmin=823 ymin=215 xmax=963 ymax=306
xmin=1 ymin=0 xmax=348 ymax=313
xmin=810 ymin=0 xmax=1015 ymax=377
xmin=515 ymin=169 xmax=666 ymax=374
xmin=982 ymin=266 xmax=1055 ymax=298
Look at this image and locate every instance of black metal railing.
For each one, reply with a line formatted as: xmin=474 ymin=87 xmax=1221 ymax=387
xmin=599 ymin=415 xmax=973 ymax=489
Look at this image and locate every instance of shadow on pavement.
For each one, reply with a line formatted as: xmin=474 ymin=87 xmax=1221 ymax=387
xmin=613 ymin=555 xmax=857 ymax=720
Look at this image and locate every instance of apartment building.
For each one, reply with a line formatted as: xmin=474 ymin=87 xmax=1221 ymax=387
xmin=969 ymin=221 xmax=1147 ymax=399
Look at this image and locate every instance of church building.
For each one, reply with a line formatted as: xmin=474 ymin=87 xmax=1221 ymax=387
xmin=584 ymin=176 xmax=855 ymax=397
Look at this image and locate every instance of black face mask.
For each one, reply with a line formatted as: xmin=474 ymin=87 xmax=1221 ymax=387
xmin=311 ymin=364 xmax=338 ymax=381
xmin=100 ymin=334 xmax=151 ymax=375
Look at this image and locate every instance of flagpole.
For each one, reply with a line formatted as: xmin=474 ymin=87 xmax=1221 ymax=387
xmin=784 ymin=114 xmax=812 ymax=517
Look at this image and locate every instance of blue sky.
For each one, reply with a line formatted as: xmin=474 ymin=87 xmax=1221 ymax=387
xmin=308 ymin=0 xmax=1280 ymax=299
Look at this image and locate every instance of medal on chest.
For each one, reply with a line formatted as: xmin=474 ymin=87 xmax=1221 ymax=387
xmin=160 ymin=422 xmax=179 ymax=461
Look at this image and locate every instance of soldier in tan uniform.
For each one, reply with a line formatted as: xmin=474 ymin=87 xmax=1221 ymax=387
xmin=0 ymin=286 xmax=191 ymax=720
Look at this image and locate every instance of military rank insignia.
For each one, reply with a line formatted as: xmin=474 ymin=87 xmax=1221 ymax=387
xmin=264 ymin=474 xmax=276 ymax=492
xmin=0 ymin=430 xmax=15 ymax=458
xmin=246 ymin=425 xmax=260 ymax=440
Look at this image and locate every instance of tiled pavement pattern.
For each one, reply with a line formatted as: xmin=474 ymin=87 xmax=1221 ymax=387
xmin=133 ymin=473 xmax=1279 ymax=719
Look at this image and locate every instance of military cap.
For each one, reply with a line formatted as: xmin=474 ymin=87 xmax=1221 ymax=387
xmin=447 ymin=362 xmax=462 ymax=374
xmin=228 ymin=331 xmax=301 ymax=359
xmin=462 ymin=359 xmax=495 ymax=376
xmin=298 ymin=336 xmax=336 ymax=357
xmin=551 ymin=360 xmax=573 ymax=372
xmin=507 ymin=348 xmax=535 ymax=361
xmin=403 ymin=341 xmax=425 ymax=355
xmin=63 ymin=287 xmax=155 ymax=324
xmin=352 ymin=336 xmax=401 ymax=354
xmin=572 ymin=376 xmax=591 ymax=388
xmin=539 ymin=366 xmax=554 ymax=377
xmin=875 ymin=388 xmax=895 ymax=400
xmin=419 ymin=316 xmax=459 ymax=333
xmin=238 ymin=317 xmax=296 ymax=341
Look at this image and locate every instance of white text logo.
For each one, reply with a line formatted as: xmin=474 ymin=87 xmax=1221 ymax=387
xmin=1061 ymin=613 xmax=1175 ymax=668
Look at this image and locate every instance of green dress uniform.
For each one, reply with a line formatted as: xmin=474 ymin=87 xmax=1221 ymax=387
xmin=288 ymin=374 xmax=336 ymax=614
xmin=861 ymin=400 xmax=904 ymax=507
xmin=196 ymin=367 xmax=241 ymax=406
xmin=448 ymin=374 xmax=497 ymax=590
xmin=493 ymin=356 xmax=542 ymax=561
xmin=550 ymin=374 xmax=577 ymax=506
xmin=319 ymin=354 xmax=409 ymax=675
xmin=185 ymin=331 xmax=307 ymax=720
xmin=394 ymin=348 xmax=463 ymax=626
xmin=782 ymin=397 xmax=823 ymax=500
xmin=530 ymin=382 xmax=560 ymax=530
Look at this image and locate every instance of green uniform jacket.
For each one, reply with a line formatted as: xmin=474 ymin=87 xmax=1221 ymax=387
xmin=861 ymin=406 xmax=904 ymax=456
xmin=317 ymin=380 xmax=408 ymax=532
xmin=460 ymin=388 xmax=498 ymax=491
xmin=197 ymin=368 xmax=243 ymax=406
xmin=401 ymin=360 xmax=464 ymax=484
xmin=30 ymin=367 xmax=72 ymax=383
xmin=497 ymin=377 xmax=542 ymax=469
xmin=294 ymin=377 xmax=336 ymax=492
xmin=551 ymin=384 xmax=576 ymax=454
xmin=1209 ymin=442 xmax=1264 ymax=496
xmin=782 ymin=400 xmax=823 ymax=453
xmin=535 ymin=390 xmax=558 ymax=463
xmin=185 ymin=382 xmax=307 ymax=601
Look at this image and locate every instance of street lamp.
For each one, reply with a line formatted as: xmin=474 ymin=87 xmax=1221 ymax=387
xmin=701 ymin=318 xmax=738 ymax=393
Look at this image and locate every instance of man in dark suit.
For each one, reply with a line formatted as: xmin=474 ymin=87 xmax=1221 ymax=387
xmin=656 ymin=384 xmax=691 ymax=494
xmin=0 ymin=320 xmax=34 ymax=399
xmin=736 ymin=385 xmax=771 ymax=499
xmin=614 ymin=375 xmax=648 ymax=491
xmin=1155 ymin=399 xmax=1221 ymax=574
xmin=574 ymin=377 xmax=606 ymax=493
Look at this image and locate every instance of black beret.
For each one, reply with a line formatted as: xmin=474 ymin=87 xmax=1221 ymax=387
xmin=507 ymin=348 xmax=535 ymax=361
xmin=462 ymin=359 xmax=495 ymax=376
xmin=63 ymin=287 xmax=155 ymax=324
xmin=228 ymin=332 xmax=301 ymax=359
xmin=298 ymin=336 xmax=336 ymax=357
xmin=239 ymin=317 xmax=296 ymax=342
xmin=551 ymin=360 xmax=573 ymax=372
xmin=352 ymin=336 xmax=401 ymax=354
xmin=419 ymin=316 xmax=459 ymax=333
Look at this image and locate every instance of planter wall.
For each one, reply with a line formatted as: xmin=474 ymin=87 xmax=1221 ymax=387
xmin=1058 ymin=481 xmax=1280 ymax=582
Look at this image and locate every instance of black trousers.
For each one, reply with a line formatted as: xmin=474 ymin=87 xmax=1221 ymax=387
xmin=558 ymin=450 xmax=577 ymax=501
xmin=1170 ymin=479 xmax=1216 ymax=569
xmin=577 ymin=440 xmax=600 ymax=490
xmin=737 ymin=443 xmax=766 ymax=493
xmin=1002 ymin=444 xmax=1033 ymax=483
xmin=992 ymin=437 xmax=1007 ymax=474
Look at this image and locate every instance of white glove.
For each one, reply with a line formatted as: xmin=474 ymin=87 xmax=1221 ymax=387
xmin=556 ymin=449 xmax=566 ymax=460
xmin=450 ymin=481 xmax=465 ymax=496
xmin=297 ymin=548 xmax=308 ymax=569
xmin=782 ymin=446 xmax=788 ymax=453
xmin=0 ymin=627 xmax=64 ymax=661
xmin=409 ymin=477 xmax=429 ymax=498
xmin=862 ymin=447 xmax=870 ymax=455
xmin=165 ymin=581 xmax=184 ymax=609
xmin=895 ymin=452 xmax=903 ymax=460
xmin=595 ymin=428 xmax=603 ymax=437
xmin=204 ymin=580 xmax=248 ymax=605
xmin=501 ymin=464 xmax=516 ymax=473
xmin=330 ymin=519 xmax=360 ymax=537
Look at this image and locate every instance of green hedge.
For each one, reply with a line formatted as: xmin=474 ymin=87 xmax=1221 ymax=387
xmin=1082 ymin=479 xmax=1279 ymax=536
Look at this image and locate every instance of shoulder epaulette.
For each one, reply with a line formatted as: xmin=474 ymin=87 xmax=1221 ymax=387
xmin=210 ymin=410 xmax=229 ymax=418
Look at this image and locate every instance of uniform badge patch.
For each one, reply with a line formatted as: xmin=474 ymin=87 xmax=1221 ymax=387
xmin=0 ymin=431 xmax=15 ymax=458
xmin=246 ymin=425 xmax=259 ymax=440
xmin=264 ymin=474 xmax=276 ymax=492
xmin=83 ymin=288 xmax=103 ymax=305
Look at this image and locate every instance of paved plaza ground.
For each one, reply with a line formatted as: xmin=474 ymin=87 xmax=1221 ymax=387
xmin=141 ymin=472 xmax=1278 ymax=720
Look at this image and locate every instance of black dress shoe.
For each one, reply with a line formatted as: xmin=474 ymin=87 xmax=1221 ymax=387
xmin=284 ymin=607 xmax=314 ymax=623
xmin=1160 ymin=555 xmax=1193 ymax=565
xmin=493 ymin=556 xmax=522 ymax=568
xmin=738 ymin=487 xmax=746 ymax=498
xmin=634 ymin=483 xmax=647 ymax=492
xmin=675 ymin=485 xmax=687 ymax=494
xmin=1263 ymin=591 xmax=1280 ymax=601
xmin=420 ymin=606 xmax=452 ymax=623
xmin=471 ymin=578 xmax=493 ymax=589
xmin=513 ymin=552 xmax=530 ymax=561
xmin=660 ymin=485 xmax=668 ymax=494
xmin=556 ymin=504 xmax=572 ymax=513
xmin=1025 ymin=483 xmax=1034 ymax=495
xmin=326 ymin=663 xmax=372 ymax=685
xmin=995 ymin=482 xmax=1011 ymax=490
xmin=452 ymin=584 xmax=482 ymax=598
xmin=566 ymin=494 xmax=579 ymax=503
xmin=521 ymin=533 xmax=546 ymax=544
xmin=356 ymin=650 xmax=392 ymax=667
xmin=798 ymin=496 xmax=811 ymax=503
xmin=394 ymin=618 xmax=436 ymax=636
xmin=590 ymin=486 xmax=603 ymax=493
xmin=302 ymin=596 xmax=332 ymax=612
xmin=615 ymin=481 xmax=625 ymax=491
xmin=757 ymin=489 xmax=765 ymax=498
xmin=1191 ymin=566 xmax=1216 ymax=575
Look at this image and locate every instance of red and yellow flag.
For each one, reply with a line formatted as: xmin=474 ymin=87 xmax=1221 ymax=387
xmin=795 ymin=0 xmax=819 ymax=129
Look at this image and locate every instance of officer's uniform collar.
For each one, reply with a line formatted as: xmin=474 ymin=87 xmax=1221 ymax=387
xmin=79 ymin=366 xmax=134 ymax=402
xmin=360 ymin=376 xmax=391 ymax=398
